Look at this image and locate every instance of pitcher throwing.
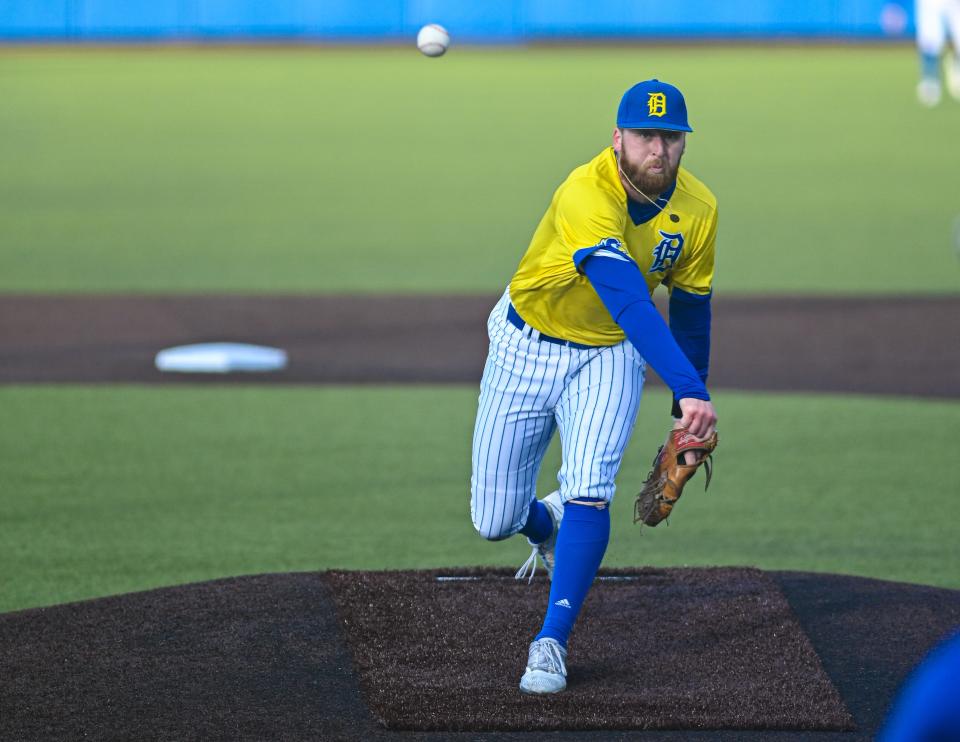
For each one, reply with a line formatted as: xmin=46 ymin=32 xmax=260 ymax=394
xmin=470 ymin=79 xmax=720 ymax=694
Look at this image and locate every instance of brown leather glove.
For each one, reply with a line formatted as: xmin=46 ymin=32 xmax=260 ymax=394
xmin=634 ymin=427 xmax=718 ymax=527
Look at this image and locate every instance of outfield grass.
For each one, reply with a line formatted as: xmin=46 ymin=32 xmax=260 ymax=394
xmin=1 ymin=45 xmax=958 ymax=295
xmin=2 ymin=385 xmax=957 ymax=613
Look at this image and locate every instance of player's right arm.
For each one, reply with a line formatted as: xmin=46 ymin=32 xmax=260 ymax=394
xmin=554 ymin=179 xmax=716 ymax=438
xmin=579 ymin=253 xmax=713 ymax=432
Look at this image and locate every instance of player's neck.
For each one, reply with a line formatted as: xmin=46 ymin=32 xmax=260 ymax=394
xmin=623 ymin=183 xmax=658 ymax=204
xmin=620 ymin=175 xmax=673 ymax=205
xmin=615 ymin=157 xmax=675 ymax=206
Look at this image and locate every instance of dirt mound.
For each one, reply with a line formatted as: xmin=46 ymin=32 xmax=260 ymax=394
xmin=326 ymin=567 xmax=853 ymax=731
xmin=2 ymin=570 xmax=959 ymax=741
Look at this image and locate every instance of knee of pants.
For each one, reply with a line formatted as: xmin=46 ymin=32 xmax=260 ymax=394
xmin=471 ymin=509 xmax=518 ymax=542
xmin=470 ymin=484 xmax=526 ymax=542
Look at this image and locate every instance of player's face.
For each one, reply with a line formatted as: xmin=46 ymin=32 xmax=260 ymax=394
xmin=614 ymin=128 xmax=685 ymax=197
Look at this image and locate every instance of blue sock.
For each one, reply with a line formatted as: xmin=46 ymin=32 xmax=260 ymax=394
xmin=921 ymin=52 xmax=940 ymax=81
xmin=518 ymin=497 xmax=553 ymax=544
xmin=535 ymin=500 xmax=610 ymax=648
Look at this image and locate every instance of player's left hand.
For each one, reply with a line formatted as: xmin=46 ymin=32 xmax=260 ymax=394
xmin=634 ymin=424 xmax=719 ymax=527
xmin=676 ymin=398 xmax=716 ymax=437
xmin=675 ymin=398 xmax=717 ymax=464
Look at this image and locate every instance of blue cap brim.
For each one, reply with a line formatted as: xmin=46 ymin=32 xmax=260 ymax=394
xmin=619 ymin=121 xmax=693 ymax=132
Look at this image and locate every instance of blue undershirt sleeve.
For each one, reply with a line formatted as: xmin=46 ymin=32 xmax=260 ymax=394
xmin=669 ymin=287 xmax=712 ymax=417
xmin=580 ymin=254 xmax=709 ymax=402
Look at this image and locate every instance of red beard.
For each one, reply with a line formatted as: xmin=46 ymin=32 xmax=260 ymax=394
xmin=619 ymin=149 xmax=679 ymax=198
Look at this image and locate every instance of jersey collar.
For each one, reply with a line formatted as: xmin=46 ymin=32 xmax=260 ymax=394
xmin=626 ymin=179 xmax=677 ymax=226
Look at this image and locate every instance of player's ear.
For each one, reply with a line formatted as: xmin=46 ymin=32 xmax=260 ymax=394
xmin=612 ymin=127 xmax=622 ymax=154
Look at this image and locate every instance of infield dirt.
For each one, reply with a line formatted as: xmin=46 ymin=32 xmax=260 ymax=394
xmin=2 ymin=294 xmax=958 ymax=397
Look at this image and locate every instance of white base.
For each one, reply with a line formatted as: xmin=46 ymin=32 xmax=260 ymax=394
xmin=155 ymin=343 xmax=287 ymax=373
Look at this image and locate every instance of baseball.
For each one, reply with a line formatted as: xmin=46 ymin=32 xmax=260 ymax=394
xmin=417 ymin=24 xmax=450 ymax=57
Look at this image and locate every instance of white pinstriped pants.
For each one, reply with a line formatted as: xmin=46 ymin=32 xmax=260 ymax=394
xmin=470 ymin=289 xmax=646 ymax=541
xmin=917 ymin=0 xmax=960 ymax=55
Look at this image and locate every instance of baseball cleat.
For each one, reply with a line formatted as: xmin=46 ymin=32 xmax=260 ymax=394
xmin=917 ymin=78 xmax=942 ymax=107
xmin=519 ymin=637 xmax=568 ymax=694
xmin=514 ymin=491 xmax=564 ymax=583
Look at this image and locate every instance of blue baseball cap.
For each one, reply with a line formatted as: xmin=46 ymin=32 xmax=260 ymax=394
xmin=617 ymin=79 xmax=693 ymax=132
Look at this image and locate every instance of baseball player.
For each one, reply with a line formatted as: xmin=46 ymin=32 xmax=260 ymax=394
xmin=916 ymin=0 xmax=960 ymax=105
xmin=879 ymin=629 xmax=960 ymax=740
xmin=470 ymin=79 xmax=718 ymax=694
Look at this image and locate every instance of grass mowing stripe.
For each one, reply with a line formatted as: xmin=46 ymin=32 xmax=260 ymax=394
xmin=1 ymin=46 xmax=958 ymax=294
xmin=1 ymin=385 xmax=957 ymax=612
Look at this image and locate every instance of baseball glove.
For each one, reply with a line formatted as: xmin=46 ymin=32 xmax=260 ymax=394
xmin=634 ymin=427 xmax=718 ymax=527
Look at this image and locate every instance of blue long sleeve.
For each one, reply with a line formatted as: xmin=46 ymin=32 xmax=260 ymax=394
xmin=580 ymin=254 xmax=709 ymax=401
xmin=669 ymin=287 xmax=711 ymax=381
xmin=668 ymin=287 xmax=712 ymax=416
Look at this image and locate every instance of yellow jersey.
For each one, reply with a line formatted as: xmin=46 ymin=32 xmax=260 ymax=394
xmin=509 ymin=147 xmax=718 ymax=347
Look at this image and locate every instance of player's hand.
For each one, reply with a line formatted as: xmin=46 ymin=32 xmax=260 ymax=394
xmin=676 ymin=398 xmax=717 ymax=441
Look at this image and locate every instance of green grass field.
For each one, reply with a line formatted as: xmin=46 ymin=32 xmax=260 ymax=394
xmin=2 ymin=46 xmax=958 ymax=615
xmin=1 ymin=45 xmax=959 ymax=294
xmin=2 ymin=386 xmax=958 ymax=613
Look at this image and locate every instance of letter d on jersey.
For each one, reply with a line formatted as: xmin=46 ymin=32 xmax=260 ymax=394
xmin=649 ymin=231 xmax=684 ymax=273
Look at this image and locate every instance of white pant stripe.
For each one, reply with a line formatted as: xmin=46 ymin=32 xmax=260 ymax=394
xmin=473 ymin=292 xmax=547 ymax=539
xmin=471 ymin=289 xmax=646 ymax=541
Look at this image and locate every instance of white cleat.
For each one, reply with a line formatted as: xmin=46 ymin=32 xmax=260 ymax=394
xmin=515 ymin=491 xmax=564 ymax=583
xmin=519 ymin=637 xmax=568 ymax=694
xmin=917 ymin=78 xmax=942 ymax=107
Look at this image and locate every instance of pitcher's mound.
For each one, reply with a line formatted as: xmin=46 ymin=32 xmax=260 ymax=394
xmin=327 ymin=567 xmax=853 ymax=732
xmin=4 ymin=568 xmax=960 ymax=741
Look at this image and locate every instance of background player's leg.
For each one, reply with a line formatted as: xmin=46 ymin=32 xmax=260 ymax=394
xmin=945 ymin=0 xmax=960 ymax=98
xmin=470 ymin=292 xmax=565 ymax=542
xmin=916 ymin=0 xmax=948 ymax=105
xmin=539 ymin=341 xmax=645 ymax=647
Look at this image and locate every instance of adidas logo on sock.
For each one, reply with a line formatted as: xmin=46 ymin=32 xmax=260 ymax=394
xmin=554 ymin=598 xmax=572 ymax=608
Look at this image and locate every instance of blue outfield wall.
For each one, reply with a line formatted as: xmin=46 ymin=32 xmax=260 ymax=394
xmin=0 ymin=0 xmax=915 ymax=40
